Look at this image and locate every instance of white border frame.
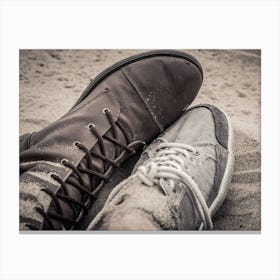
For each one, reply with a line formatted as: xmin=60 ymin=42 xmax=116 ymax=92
xmin=1 ymin=1 xmax=280 ymax=279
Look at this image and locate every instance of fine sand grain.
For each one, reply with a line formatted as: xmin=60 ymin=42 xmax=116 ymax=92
xmin=19 ymin=49 xmax=261 ymax=230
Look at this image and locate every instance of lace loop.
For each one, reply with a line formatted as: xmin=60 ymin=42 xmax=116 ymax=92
xmin=137 ymin=142 xmax=213 ymax=230
xmin=30 ymin=103 xmax=145 ymax=230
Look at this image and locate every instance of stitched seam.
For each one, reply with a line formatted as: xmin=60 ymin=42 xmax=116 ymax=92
xmin=121 ymin=69 xmax=163 ymax=132
xmin=186 ymin=104 xmax=228 ymax=149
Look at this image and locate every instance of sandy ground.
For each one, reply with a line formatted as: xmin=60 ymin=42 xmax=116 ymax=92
xmin=19 ymin=49 xmax=261 ymax=230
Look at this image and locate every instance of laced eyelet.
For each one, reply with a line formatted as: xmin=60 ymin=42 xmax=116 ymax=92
xmin=102 ymin=108 xmax=110 ymax=114
xmin=61 ymin=159 xmax=69 ymax=165
xmin=33 ymin=107 xmax=140 ymax=230
xmin=87 ymin=123 xmax=95 ymax=130
xmin=193 ymin=150 xmax=200 ymax=156
xmin=73 ymin=141 xmax=81 ymax=147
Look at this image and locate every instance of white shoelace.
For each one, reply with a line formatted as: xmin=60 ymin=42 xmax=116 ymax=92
xmin=137 ymin=141 xmax=213 ymax=230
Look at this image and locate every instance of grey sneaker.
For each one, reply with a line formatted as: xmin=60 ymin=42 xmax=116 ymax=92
xmin=87 ymin=104 xmax=234 ymax=230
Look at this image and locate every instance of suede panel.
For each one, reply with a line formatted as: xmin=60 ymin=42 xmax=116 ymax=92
xmin=89 ymin=105 xmax=232 ymax=230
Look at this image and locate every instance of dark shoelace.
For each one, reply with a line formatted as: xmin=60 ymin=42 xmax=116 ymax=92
xmin=26 ymin=107 xmax=145 ymax=230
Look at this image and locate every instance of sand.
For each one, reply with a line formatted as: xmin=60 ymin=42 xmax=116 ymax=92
xmin=19 ymin=49 xmax=261 ymax=230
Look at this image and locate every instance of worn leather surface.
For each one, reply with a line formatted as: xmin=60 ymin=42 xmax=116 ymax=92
xmin=20 ymin=50 xmax=203 ymax=230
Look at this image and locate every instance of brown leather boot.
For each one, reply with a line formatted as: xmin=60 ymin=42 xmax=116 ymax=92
xmin=20 ymin=50 xmax=203 ymax=230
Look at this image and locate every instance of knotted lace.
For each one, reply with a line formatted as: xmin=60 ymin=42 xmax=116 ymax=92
xmin=137 ymin=141 xmax=213 ymax=230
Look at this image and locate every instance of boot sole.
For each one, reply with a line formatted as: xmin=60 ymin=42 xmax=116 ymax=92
xmin=71 ymin=50 xmax=203 ymax=108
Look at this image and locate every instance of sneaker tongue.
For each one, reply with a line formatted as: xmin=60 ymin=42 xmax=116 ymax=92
xmin=131 ymin=141 xmax=216 ymax=229
xmin=133 ymin=140 xmax=216 ymax=198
